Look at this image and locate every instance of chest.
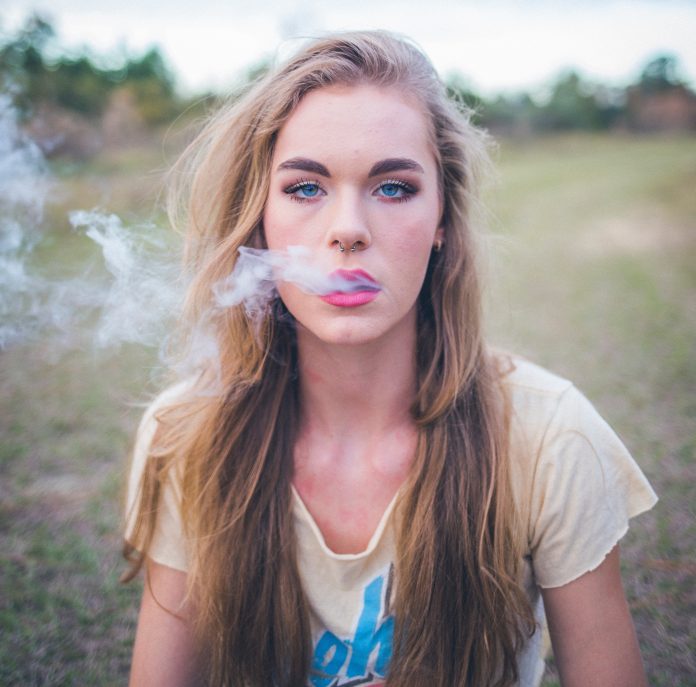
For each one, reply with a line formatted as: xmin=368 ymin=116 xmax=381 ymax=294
xmin=292 ymin=422 xmax=417 ymax=554
xmin=293 ymin=460 xmax=409 ymax=555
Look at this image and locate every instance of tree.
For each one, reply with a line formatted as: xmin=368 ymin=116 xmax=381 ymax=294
xmin=638 ymin=54 xmax=684 ymax=93
xmin=119 ymin=48 xmax=179 ymax=125
xmin=0 ymin=14 xmax=56 ymax=115
xmin=0 ymin=15 xmax=182 ymax=126
xmin=535 ymin=71 xmax=603 ymax=131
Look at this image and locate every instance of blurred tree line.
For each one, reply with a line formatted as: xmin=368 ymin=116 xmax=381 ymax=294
xmin=1 ymin=14 xmax=694 ymax=158
xmin=447 ymin=56 xmax=695 ymax=135
xmin=0 ymin=14 xmax=195 ymax=157
xmin=1 ymin=15 xmax=179 ymax=124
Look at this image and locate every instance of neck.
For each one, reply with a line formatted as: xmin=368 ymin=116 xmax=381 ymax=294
xmin=295 ymin=322 xmax=417 ymax=442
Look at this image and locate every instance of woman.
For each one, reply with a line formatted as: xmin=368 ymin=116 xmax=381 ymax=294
xmin=123 ymin=31 xmax=657 ymax=686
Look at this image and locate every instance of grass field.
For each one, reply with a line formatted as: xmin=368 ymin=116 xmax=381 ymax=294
xmin=1 ymin=133 xmax=695 ymax=685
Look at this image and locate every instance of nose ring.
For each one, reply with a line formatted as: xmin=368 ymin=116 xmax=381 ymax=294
xmin=337 ymin=241 xmax=360 ymax=252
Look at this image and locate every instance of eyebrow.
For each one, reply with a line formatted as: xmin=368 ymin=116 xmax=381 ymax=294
xmin=368 ymin=158 xmax=424 ymax=177
xmin=276 ymin=158 xmax=331 ymax=177
xmin=275 ymin=156 xmax=425 ymax=179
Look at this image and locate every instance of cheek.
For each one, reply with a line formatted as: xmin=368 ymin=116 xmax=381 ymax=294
xmin=386 ymin=242 xmax=433 ymax=306
xmin=275 ymin=282 xmax=298 ymax=311
xmin=387 ymin=222 xmax=439 ymax=297
xmin=273 ymin=283 xmax=310 ymax=332
xmin=262 ymin=207 xmax=279 ymax=249
xmin=392 ymin=225 xmax=435 ymax=253
xmin=388 ymin=210 xmax=439 ymax=266
xmin=262 ymin=202 xmax=295 ymax=250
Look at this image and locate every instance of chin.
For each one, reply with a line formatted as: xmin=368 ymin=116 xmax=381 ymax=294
xmin=297 ymin=318 xmax=389 ymax=347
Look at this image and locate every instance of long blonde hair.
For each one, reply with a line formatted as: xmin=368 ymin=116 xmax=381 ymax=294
xmin=124 ymin=30 xmax=534 ymax=686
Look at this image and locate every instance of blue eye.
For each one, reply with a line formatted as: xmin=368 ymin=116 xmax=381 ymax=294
xmin=298 ymin=183 xmax=319 ymax=197
xmin=284 ymin=180 xmax=324 ymax=202
xmin=375 ymin=179 xmax=415 ymax=201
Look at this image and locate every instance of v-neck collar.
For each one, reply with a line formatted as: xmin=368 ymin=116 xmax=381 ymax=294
xmin=291 ymin=484 xmax=401 ymax=561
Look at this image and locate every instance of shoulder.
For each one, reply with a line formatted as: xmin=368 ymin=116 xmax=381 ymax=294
xmin=500 ymin=356 xmax=578 ymax=445
xmin=499 ymin=356 xmax=657 ymax=587
xmin=125 ymin=379 xmax=195 ymax=572
xmin=134 ymin=379 xmax=196 ymax=441
xmin=501 ymin=355 xmax=573 ymax=398
xmin=126 ymin=380 xmax=195 ymax=515
xmin=128 ymin=380 xmax=194 ymax=488
xmin=500 ymin=356 xmax=634 ymax=462
xmin=499 ymin=354 xmax=636 ymax=481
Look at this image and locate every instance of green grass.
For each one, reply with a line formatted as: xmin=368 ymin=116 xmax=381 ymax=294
xmin=0 ymin=342 xmax=150 ymax=685
xmin=1 ymin=132 xmax=695 ymax=685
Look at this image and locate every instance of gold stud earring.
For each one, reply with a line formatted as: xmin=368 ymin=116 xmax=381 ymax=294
xmin=433 ymin=239 xmax=443 ymax=252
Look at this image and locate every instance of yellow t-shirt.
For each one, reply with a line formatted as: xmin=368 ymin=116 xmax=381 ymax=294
xmin=125 ymin=357 xmax=657 ymax=687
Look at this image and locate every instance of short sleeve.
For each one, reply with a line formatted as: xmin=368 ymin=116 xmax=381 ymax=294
xmin=528 ymin=385 xmax=657 ymax=588
xmin=124 ymin=384 xmax=190 ymax=572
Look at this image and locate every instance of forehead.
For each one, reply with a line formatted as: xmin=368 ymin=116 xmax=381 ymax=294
xmin=272 ymin=84 xmax=436 ymax=169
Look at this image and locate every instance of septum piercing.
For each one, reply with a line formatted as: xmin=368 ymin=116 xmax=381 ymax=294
xmin=338 ymin=242 xmax=359 ymax=252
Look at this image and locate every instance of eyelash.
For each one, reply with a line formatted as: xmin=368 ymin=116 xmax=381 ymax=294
xmin=284 ymin=179 xmax=325 ymax=203
xmin=283 ymin=178 xmax=417 ymax=203
xmin=374 ymin=178 xmax=417 ymax=202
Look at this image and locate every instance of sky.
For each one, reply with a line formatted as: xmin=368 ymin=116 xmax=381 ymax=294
xmin=2 ymin=0 xmax=696 ymax=96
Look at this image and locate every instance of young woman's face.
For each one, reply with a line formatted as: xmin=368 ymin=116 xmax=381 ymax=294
xmin=263 ymin=83 xmax=443 ymax=347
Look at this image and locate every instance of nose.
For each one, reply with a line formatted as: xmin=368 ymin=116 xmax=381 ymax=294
xmin=326 ymin=189 xmax=371 ymax=254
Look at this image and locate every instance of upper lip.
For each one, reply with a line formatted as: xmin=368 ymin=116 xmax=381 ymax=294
xmin=330 ymin=268 xmax=379 ymax=286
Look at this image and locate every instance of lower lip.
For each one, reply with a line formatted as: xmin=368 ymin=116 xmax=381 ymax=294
xmin=320 ymin=290 xmax=380 ymax=307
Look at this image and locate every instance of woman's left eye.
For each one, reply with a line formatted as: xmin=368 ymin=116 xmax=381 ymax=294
xmin=374 ymin=179 xmax=416 ymax=201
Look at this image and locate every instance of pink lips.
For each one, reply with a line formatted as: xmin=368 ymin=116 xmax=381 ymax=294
xmin=320 ymin=269 xmax=381 ymax=308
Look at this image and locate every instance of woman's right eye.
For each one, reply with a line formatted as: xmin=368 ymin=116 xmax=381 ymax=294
xmin=283 ymin=180 xmax=324 ymax=202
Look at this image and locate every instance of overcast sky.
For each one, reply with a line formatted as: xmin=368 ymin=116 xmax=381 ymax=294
xmin=2 ymin=0 xmax=696 ymax=96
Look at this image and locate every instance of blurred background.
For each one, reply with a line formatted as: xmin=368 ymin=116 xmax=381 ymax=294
xmin=1 ymin=1 xmax=694 ymax=685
